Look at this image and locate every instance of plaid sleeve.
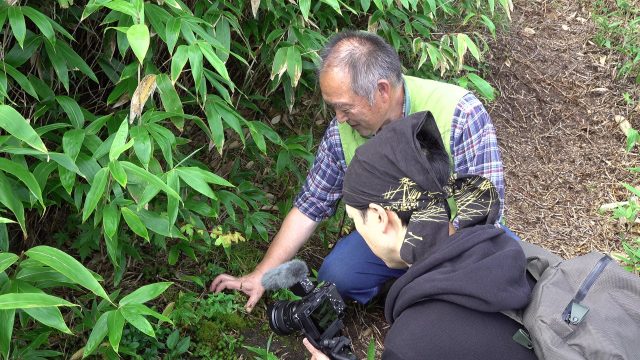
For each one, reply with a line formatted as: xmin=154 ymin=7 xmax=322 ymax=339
xmin=294 ymin=119 xmax=347 ymax=222
xmin=451 ymin=93 xmax=505 ymax=221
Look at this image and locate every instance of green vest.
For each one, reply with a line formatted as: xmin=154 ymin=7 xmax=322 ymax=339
xmin=339 ymin=76 xmax=470 ymax=164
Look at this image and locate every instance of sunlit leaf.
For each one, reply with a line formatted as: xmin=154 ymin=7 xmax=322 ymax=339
xmin=0 ymin=253 xmax=18 ymax=274
xmin=165 ymin=17 xmax=181 ymax=54
xmin=109 ymin=119 xmax=131 ymax=162
xmin=25 ymin=246 xmax=112 ymax=303
xmin=0 ymin=293 xmax=76 ymax=309
xmin=127 ymin=24 xmax=150 ymax=64
xmin=119 ymin=282 xmax=172 ymax=306
xmin=0 ymin=105 xmax=47 ymax=153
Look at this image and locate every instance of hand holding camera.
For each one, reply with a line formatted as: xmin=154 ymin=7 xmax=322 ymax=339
xmin=261 ymin=260 xmax=356 ymax=360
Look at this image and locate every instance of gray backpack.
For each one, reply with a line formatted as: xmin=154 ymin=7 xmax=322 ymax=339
xmin=503 ymin=241 xmax=640 ymax=359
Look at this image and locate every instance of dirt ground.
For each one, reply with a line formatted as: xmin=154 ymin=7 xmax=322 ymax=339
xmin=338 ymin=0 xmax=640 ymax=358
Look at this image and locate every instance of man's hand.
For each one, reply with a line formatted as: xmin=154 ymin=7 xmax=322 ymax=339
xmin=303 ymin=338 xmax=330 ymax=360
xmin=209 ymin=270 xmax=265 ymax=312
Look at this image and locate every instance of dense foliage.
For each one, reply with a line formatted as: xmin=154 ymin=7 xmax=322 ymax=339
xmin=0 ymin=0 xmax=511 ymax=357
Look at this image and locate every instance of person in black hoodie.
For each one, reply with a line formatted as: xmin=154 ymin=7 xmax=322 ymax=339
xmin=303 ymin=111 xmax=536 ymax=359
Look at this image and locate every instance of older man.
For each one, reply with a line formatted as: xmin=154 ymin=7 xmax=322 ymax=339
xmin=210 ymin=31 xmax=507 ymax=309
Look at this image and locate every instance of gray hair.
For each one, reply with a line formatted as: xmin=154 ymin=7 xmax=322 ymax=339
xmin=318 ymin=31 xmax=403 ymax=104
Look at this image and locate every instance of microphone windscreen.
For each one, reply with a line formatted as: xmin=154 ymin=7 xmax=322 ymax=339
xmin=261 ymin=259 xmax=309 ymax=291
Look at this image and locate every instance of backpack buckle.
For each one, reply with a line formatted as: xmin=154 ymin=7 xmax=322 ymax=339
xmin=512 ymin=329 xmax=533 ymax=349
xmin=567 ymin=302 xmax=589 ymax=325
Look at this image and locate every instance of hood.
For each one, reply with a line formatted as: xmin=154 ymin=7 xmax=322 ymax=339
xmin=385 ymin=225 xmax=531 ymax=324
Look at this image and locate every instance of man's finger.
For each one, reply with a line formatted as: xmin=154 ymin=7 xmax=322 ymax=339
xmin=209 ymin=273 xmax=235 ymax=292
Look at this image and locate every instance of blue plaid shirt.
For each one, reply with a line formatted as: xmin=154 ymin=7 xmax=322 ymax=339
xmin=294 ymin=92 xmax=505 ymax=223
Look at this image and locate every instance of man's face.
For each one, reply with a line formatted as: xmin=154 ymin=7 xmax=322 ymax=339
xmin=319 ymin=68 xmax=386 ymax=137
xmin=345 ymin=205 xmax=401 ymax=268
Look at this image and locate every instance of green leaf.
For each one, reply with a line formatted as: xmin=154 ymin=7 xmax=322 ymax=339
xmin=0 ymin=158 xmax=44 ymax=206
xmin=44 ymin=41 xmax=69 ymax=92
xmin=58 ymin=165 xmax=75 ymax=195
xmin=0 ymin=309 xmax=15 ymax=360
xmin=127 ymin=24 xmax=150 ymax=64
xmin=270 ymin=47 xmax=288 ymax=81
xmin=83 ymin=311 xmax=110 ymax=358
xmin=82 ymin=167 xmax=109 ymax=222
xmin=0 ymin=293 xmax=76 ymax=309
xmin=56 ymin=96 xmax=85 ymax=128
xmin=123 ymin=303 xmax=172 ymax=323
xmin=25 ymin=245 xmax=112 ymax=303
xmin=3 ymin=62 xmax=39 ymax=99
xmin=108 ymin=161 xmax=127 ymax=188
xmin=167 ymin=170 xmax=179 ymax=232
xmin=178 ymin=167 xmax=234 ymax=187
xmin=299 ymin=0 xmax=311 ymax=20
xmin=121 ymin=207 xmax=149 ymax=241
xmin=21 ymin=7 xmax=55 ymax=44
xmin=171 ymin=45 xmax=189 ymax=83
xmin=24 ymin=306 xmax=73 ymax=334
xmin=0 ymin=172 xmax=26 ymax=235
xmin=460 ymin=33 xmax=480 ymax=62
xmin=286 ymin=46 xmax=302 ymax=87
xmin=62 ymin=128 xmax=85 ymax=161
xmin=205 ymin=98 xmax=225 ymax=153
xmin=120 ymin=304 xmax=155 ymax=338
xmin=188 ymin=44 xmax=204 ymax=92
xmin=480 ymin=15 xmax=496 ymax=37
xmin=467 ymin=73 xmax=495 ymax=101
xmin=454 ymin=33 xmax=468 ymax=70
xmin=120 ymin=161 xmax=181 ymax=201
xmin=8 ymin=7 xmax=26 ymax=48
xmin=176 ymin=169 xmax=215 ymax=199
xmin=156 ymin=74 xmax=184 ymax=129
xmin=367 ymin=336 xmax=376 ymax=359
xmin=130 ymin=126 xmax=152 ymax=169
xmin=320 ymin=0 xmax=342 ymax=14
xmin=103 ymin=203 xmax=120 ymax=240
xmin=104 ymin=0 xmax=139 ymax=17
xmin=0 ymin=253 xmax=18 ymax=274
xmin=622 ymin=183 xmax=640 ymax=198
xmin=198 ymin=42 xmax=231 ymax=83
xmin=119 ymin=282 xmax=172 ymax=306
xmin=108 ymin=310 xmax=125 ymax=353
xmin=165 ymin=17 xmax=181 ymax=54
xmin=109 ymin=119 xmax=130 ymax=162
xmin=0 ymin=105 xmax=48 ymax=153
xmin=56 ymin=40 xmax=99 ymax=83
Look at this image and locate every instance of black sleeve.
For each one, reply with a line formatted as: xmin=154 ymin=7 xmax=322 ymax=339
xmin=382 ymin=300 xmax=537 ymax=360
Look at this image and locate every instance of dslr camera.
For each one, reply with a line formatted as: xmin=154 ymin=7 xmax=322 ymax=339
xmin=262 ymin=260 xmax=356 ymax=360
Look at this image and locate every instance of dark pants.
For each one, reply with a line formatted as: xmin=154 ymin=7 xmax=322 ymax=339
xmin=317 ymin=226 xmax=522 ymax=304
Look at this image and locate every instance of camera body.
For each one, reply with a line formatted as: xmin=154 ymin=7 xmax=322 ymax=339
xmin=267 ymin=276 xmax=355 ymax=360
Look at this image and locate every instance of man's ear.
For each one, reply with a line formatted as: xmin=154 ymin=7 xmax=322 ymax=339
xmin=368 ymin=203 xmax=389 ymax=230
xmin=376 ymin=79 xmax=392 ymax=104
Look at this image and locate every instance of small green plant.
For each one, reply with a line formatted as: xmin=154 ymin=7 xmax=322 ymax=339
xmin=243 ymin=334 xmax=279 ymax=360
xmin=592 ymin=0 xmax=640 ymax=82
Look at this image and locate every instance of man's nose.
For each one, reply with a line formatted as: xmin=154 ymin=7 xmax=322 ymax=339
xmin=335 ymin=110 xmax=347 ymax=123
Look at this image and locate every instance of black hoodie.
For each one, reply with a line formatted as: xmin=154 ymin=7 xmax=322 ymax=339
xmin=382 ymin=225 xmax=537 ymax=360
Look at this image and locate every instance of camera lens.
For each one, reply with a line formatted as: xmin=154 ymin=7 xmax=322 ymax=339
xmin=268 ymin=300 xmax=301 ymax=335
